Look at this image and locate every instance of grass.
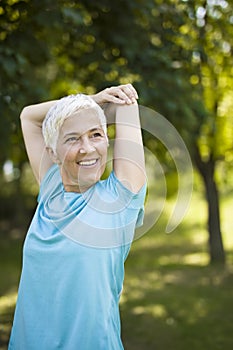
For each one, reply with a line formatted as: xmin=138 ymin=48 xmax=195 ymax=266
xmin=121 ymin=233 xmax=233 ymax=350
xmin=0 ymin=187 xmax=233 ymax=349
xmin=0 ymin=224 xmax=23 ymax=349
xmin=121 ymin=187 xmax=233 ymax=350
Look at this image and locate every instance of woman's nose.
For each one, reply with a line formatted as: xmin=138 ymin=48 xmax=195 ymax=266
xmin=79 ymin=138 xmax=95 ymax=154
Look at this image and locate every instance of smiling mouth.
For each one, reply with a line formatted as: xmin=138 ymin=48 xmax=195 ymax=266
xmin=77 ymin=159 xmax=99 ymax=167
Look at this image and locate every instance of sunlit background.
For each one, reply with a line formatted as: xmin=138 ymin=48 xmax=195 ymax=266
xmin=0 ymin=0 xmax=233 ymax=349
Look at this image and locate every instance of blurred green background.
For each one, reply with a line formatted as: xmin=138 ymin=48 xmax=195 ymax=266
xmin=0 ymin=0 xmax=233 ymax=349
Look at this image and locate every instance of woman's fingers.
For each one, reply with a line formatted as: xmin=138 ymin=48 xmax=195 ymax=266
xmin=106 ymin=84 xmax=138 ymax=104
xmin=121 ymin=83 xmax=138 ymax=100
xmin=92 ymin=84 xmax=139 ymax=105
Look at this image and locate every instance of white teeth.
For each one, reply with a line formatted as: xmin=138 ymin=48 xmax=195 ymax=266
xmin=78 ymin=159 xmax=97 ymax=166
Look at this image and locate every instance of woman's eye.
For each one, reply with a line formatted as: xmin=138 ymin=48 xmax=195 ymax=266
xmin=92 ymin=132 xmax=102 ymax=138
xmin=66 ymin=137 xmax=78 ymax=143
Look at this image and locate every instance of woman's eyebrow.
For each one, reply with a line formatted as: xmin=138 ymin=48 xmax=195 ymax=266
xmin=63 ymin=132 xmax=80 ymax=139
xmin=89 ymin=127 xmax=103 ymax=133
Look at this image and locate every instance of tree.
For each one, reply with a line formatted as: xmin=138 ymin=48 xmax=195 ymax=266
xmin=175 ymin=0 xmax=233 ymax=263
xmin=0 ymin=0 xmax=75 ymax=167
xmin=160 ymin=0 xmax=232 ymax=264
xmin=0 ymin=0 xmax=232 ymax=263
xmin=57 ymin=0 xmax=232 ymax=264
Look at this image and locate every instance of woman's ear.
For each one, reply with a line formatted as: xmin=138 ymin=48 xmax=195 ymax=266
xmin=46 ymin=147 xmax=61 ymax=164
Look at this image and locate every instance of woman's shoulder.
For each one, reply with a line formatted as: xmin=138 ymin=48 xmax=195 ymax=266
xmin=98 ymin=171 xmax=146 ymax=208
xmin=38 ymin=164 xmax=61 ymax=201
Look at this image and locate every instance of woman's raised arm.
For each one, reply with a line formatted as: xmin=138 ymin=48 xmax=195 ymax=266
xmin=92 ymin=84 xmax=146 ymax=193
xmin=20 ymin=100 xmax=57 ymax=183
xmin=113 ymin=102 xmax=146 ymax=193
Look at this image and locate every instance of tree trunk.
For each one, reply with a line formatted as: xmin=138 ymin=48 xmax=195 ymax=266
xmin=194 ymin=147 xmax=225 ymax=265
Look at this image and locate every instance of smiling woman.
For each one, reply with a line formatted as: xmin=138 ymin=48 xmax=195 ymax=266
xmin=42 ymin=94 xmax=107 ymax=156
xmin=8 ymin=84 xmax=147 ymax=350
xmin=43 ymin=97 xmax=109 ymax=193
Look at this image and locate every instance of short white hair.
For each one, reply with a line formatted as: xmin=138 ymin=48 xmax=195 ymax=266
xmin=42 ymin=94 xmax=107 ymax=152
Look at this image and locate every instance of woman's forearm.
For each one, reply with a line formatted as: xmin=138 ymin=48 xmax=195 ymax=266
xmin=20 ymin=100 xmax=58 ymax=126
xmin=113 ymin=103 xmax=146 ymax=192
xmin=115 ymin=103 xmax=143 ymax=144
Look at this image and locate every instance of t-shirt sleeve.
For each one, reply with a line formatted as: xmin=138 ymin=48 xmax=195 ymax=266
xmin=108 ymin=171 xmax=147 ymax=228
xmin=37 ymin=164 xmax=60 ymax=202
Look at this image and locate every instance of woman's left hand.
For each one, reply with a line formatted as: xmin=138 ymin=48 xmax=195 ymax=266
xmin=92 ymin=84 xmax=138 ymax=106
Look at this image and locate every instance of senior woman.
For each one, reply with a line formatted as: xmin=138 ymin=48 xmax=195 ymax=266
xmin=8 ymin=84 xmax=146 ymax=350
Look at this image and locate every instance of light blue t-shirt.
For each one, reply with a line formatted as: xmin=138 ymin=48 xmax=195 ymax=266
xmin=9 ymin=165 xmax=146 ymax=350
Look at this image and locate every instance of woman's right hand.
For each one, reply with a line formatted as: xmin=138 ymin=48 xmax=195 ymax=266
xmin=91 ymin=84 xmax=138 ymax=106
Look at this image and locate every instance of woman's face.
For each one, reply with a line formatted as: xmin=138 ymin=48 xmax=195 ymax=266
xmin=54 ymin=108 xmax=108 ymax=192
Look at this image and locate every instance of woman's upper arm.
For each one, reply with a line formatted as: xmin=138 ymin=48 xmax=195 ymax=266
xmin=113 ymin=103 xmax=146 ymax=193
xmin=20 ymin=105 xmax=54 ymax=183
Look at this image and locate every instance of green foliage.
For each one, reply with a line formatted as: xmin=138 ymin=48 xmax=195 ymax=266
xmin=0 ymin=0 xmax=232 ymax=168
xmin=0 ymin=0 xmax=232 ymax=263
